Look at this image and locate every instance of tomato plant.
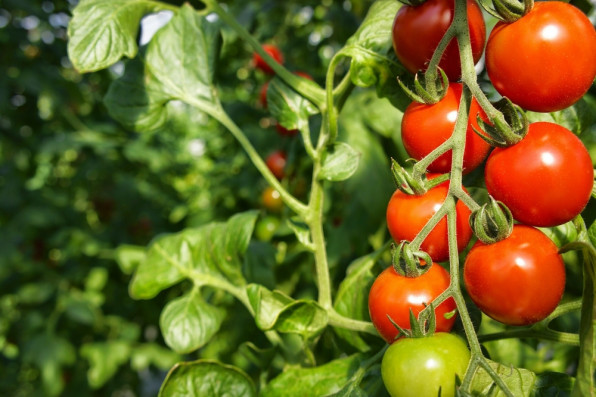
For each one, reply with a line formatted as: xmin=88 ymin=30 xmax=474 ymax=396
xmin=368 ymin=263 xmax=456 ymax=343
xmin=464 ymin=225 xmax=566 ymax=326
xmin=265 ymin=150 xmax=287 ymax=180
xmin=485 ymin=1 xmax=596 ymax=112
xmin=60 ymin=0 xmax=596 ymax=396
xmin=252 ymin=44 xmax=284 ymax=75
xmin=485 ymin=122 xmax=594 ymax=227
xmin=391 ymin=0 xmax=486 ymax=80
xmin=401 ymin=83 xmax=491 ymax=174
xmin=386 ymin=179 xmax=473 ymax=262
xmin=381 ymin=332 xmax=470 ymax=397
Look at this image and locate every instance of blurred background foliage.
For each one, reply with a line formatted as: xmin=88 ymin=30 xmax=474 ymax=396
xmin=1 ymin=0 xmax=595 ymax=396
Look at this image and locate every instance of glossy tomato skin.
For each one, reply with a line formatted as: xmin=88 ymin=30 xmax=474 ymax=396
xmin=402 ymin=83 xmax=491 ymax=174
xmin=253 ymin=44 xmax=284 ymax=75
xmin=464 ymin=225 xmax=565 ymax=326
xmin=381 ymin=332 xmax=470 ymax=397
xmin=368 ymin=264 xmax=456 ymax=343
xmin=261 ymin=186 xmax=283 ymax=212
xmin=392 ymin=0 xmax=486 ymax=81
xmin=486 ymin=2 xmax=596 ymax=112
xmin=265 ymin=150 xmax=287 ymax=180
xmin=485 ymin=122 xmax=593 ymax=227
xmin=386 ymin=180 xmax=473 ymax=262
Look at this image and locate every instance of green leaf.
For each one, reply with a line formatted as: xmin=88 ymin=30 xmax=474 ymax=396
xmin=319 ymin=142 xmax=360 ymax=182
xmin=260 ymin=354 xmax=366 ymax=397
xmin=246 ymin=284 xmax=328 ymax=338
xmin=130 ymin=343 xmax=181 ymax=371
xmin=129 ymin=211 xmax=257 ymax=299
xmin=267 ymin=77 xmax=319 ymax=131
xmin=67 ymin=0 xmax=168 ymax=73
xmin=333 ymin=252 xmax=380 ymax=352
xmin=114 ymin=244 xmax=146 ymax=275
xmin=17 ymin=282 xmax=54 ymax=304
xmin=80 ymin=341 xmax=131 ymax=389
xmin=159 ymin=360 xmax=256 ymax=397
xmin=534 ymin=372 xmax=574 ymax=397
xmin=104 ymin=4 xmax=221 ymax=132
xmin=287 ymin=217 xmax=313 ymax=248
xmin=527 ymin=95 xmax=596 ymax=136
xmin=340 ymin=0 xmax=405 ymax=104
xmin=23 ymin=333 xmax=76 ymax=396
xmin=469 ymin=359 xmax=537 ymax=397
xmin=159 ymin=291 xmax=225 ymax=354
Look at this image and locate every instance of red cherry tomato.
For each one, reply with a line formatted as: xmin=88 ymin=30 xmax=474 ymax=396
xmin=253 ymin=44 xmax=284 ymax=75
xmin=485 ymin=2 xmax=596 ymax=112
xmin=259 ymin=81 xmax=269 ymax=109
xmin=275 ymin=123 xmax=299 ymax=137
xmin=265 ymin=150 xmax=287 ymax=180
xmin=392 ymin=0 xmax=486 ymax=81
xmin=386 ymin=178 xmax=473 ymax=262
xmin=485 ymin=122 xmax=594 ymax=227
xmin=368 ymin=263 xmax=456 ymax=343
xmin=401 ymin=83 xmax=491 ymax=174
xmin=464 ymin=225 xmax=566 ymax=326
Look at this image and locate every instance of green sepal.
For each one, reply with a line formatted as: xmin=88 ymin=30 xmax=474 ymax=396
xmin=392 ymin=241 xmax=433 ymax=278
xmin=397 ymin=67 xmax=449 ymax=105
xmin=469 ymin=196 xmax=514 ymax=244
xmin=474 ymin=97 xmax=528 ymax=148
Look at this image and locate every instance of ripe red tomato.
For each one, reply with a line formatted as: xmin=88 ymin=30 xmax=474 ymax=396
xmin=275 ymin=123 xmax=298 ymax=137
xmin=368 ymin=264 xmax=456 ymax=343
xmin=265 ymin=150 xmax=287 ymax=180
xmin=261 ymin=186 xmax=283 ymax=212
xmin=259 ymin=81 xmax=269 ymax=109
xmin=386 ymin=178 xmax=473 ymax=262
xmin=464 ymin=225 xmax=565 ymax=326
xmin=253 ymin=44 xmax=284 ymax=75
xmin=402 ymin=83 xmax=491 ymax=174
xmin=485 ymin=2 xmax=596 ymax=112
xmin=485 ymin=122 xmax=594 ymax=227
xmin=392 ymin=0 xmax=486 ymax=81
xmin=381 ymin=333 xmax=470 ymax=397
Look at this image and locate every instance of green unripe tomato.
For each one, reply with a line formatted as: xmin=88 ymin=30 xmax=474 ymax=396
xmin=255 ymin=215 xmax=280 ymax=241
xmin=381 ymin=333 xmax=470 ymax=397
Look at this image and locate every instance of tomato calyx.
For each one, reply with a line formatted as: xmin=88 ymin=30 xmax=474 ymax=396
xmin=474 ymin=97 xmax=528 ymax=147
xmin=389 ymin=305 xmax=438 ymax=340
xmin=397 ymin=67 xmax=449 ymax=105
xmin=488 ymin=0 xmax=533 ymax=23
xmin=392 ymin=241 xmax=434 ymax=278
xmin=469 ymin=196 xmax=513 ymax=244
xmin=391 ymin=159 xmax=449 ymax=195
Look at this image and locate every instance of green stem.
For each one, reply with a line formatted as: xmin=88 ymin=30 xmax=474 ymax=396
xmin=307 ymin=161 xmax=333 ymax=309
xmin=202 ymin=102 xmax=309 ymax=218
xmin=202 ymin=0 xmax=326 ymax=109
xmin=328 ymin=310 xmax=378 ymax=336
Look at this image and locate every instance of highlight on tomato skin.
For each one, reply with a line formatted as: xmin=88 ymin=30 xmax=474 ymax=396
xmin=484 ymin=122 xmax=594 ymax=227
xmin=391 ymin=0 xmax=486 ymax=81
xmin=386 ymin=177 xmax=473 ymax=263
xmin=381 ymin=332 xmax=470 ymax=397
xmin=485 ymin=1 xmax=596 ymax=112
xmin=463 ymin=224 xmax=566 ymax=326
xmin=368 ymin=263 xmax=456 ymax=343
xmin=252 ymin=44 xmax=284 ymax=75
xmin=401 ymin=83 xmax=491 ymax=174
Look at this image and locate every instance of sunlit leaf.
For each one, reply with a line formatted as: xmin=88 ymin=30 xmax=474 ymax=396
xmin=159 ymin=360 xmax=256 ymax=397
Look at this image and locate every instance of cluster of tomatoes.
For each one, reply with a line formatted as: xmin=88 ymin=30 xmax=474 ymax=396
xmin=253 ymin=45 xmax=310 ymax=240
xmin=369 ymin=0 xmax=596 ymax=396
